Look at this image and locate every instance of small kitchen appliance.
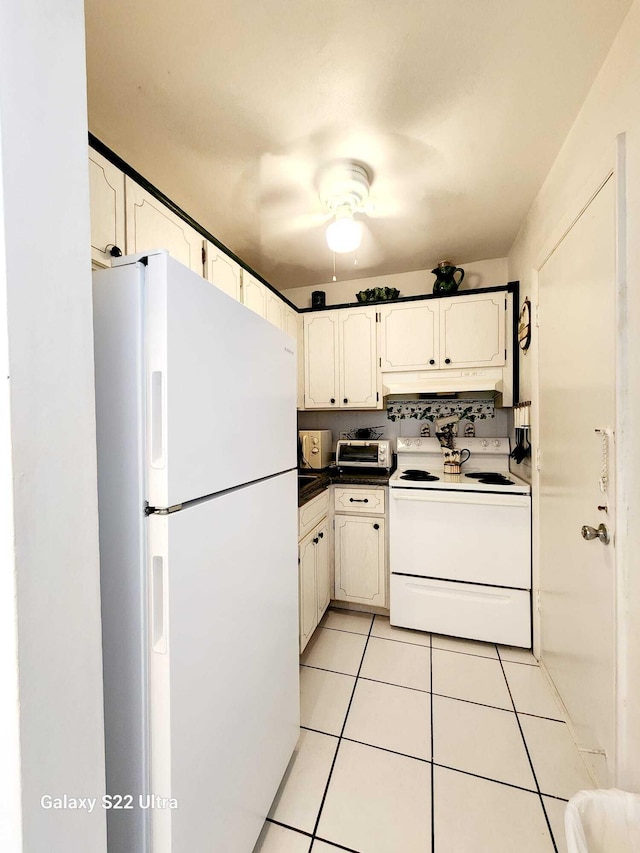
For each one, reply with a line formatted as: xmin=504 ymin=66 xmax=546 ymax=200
xmin=299 ymin=429 xmax=332 ymax=469
xmin=389 ymin=436 xmax=532 ymax=647
xmin=335 ymin=438 xmax=393 ymax=470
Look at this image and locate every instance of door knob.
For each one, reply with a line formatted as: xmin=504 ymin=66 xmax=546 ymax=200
xmin=581 ymin=523 xmax=610 ymax=545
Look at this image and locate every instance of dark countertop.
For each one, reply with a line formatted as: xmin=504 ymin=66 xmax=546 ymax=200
xmin=298 ymin=465 xmax=394 ymax=507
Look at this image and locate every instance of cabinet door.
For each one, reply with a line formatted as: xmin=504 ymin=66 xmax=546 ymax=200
xmin=299 ymin=531 xmax=319 ymax=653
xmin=265 ymin=291 xmax=286 ymax=330
xmin=440 ymin=293 xmax=506 ymax=368
xmin=242 ymin=270 xmax=267 ymax=319
xmin=125 ymin=178 xmax=203 ymax=274
xmin=304 ymin=312 xmax=339 ymax=409
xmin=379 ymin=302 xmax=439 ymax=371
xmin=204 ymin=240 xmax=241 ymax=300
xmin=283 ymin=304 xmax=298 ymax=340
xmin=315 ymin=521 xmax=331 ymax=620
xmin=296 ymin=314 xmax=305 ymax=410
xmin=335 ymin=515 xmax=386 ymax=607
xmin=338 ymin=307 xmax=380 ymax=408
xmin=89 ymin=150 xmax=125 ymax=268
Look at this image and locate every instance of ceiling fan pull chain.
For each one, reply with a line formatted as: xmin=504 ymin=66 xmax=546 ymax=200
xmin=332 ymin=252 xmax=337 ymax=282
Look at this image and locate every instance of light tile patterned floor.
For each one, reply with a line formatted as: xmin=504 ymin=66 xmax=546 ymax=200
xmin=254 ymin=608 xmax=595 ymax=853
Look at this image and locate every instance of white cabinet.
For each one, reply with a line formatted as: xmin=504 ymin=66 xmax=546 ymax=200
xmin=440 ymin=293 xmax=506 ymax=367
xmin=379 ymin=293 xmax=506 ymax=371
xmin=125 ymin=177 xmax=203 ymax=275
xmin=242 ymin=270 xmax=267 ymax=319
xmin=304 ymin=307 xmax=380 ymax=409
xmin=203 ymin=240 xmax=241 ymax=300
xmin=296 ymin=314 xmax=305 ymax=410
xmin=298 ymin=492 xmax=330 ymax=653
xmin=379 ymin=302 xmax=439 ymax=371
xmin=334 ymin=485 xmax=387 ymax=608
xmin=334 ymin=514 xmax=386 ymax=607
xmin=303 ymin=312 xmax=340 ymax=408
xmin=89 ymin=150 xmax=125 ymax=268
xmin=266 ymin=289 xmax=286 ymax=329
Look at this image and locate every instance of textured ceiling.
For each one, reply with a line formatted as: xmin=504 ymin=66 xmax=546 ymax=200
xmin=85 ymin=0 xmax=632 ymax=290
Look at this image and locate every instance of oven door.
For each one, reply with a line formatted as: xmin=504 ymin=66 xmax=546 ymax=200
xmin=389 ymin=488 xmax=531 ymax=588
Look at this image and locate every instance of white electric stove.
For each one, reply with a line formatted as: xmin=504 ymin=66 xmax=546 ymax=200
xmin=389 ymin=436 xmax=532 ymax=647
xmin=389 ymin=436 xmax=531 ymax=493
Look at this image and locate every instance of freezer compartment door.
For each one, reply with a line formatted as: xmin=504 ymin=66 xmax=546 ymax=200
xmin=144 ymin=251 xmax=296 ymax=507
xmin=389 ymin=489 xmax=532 ymax=588
xmin=147 ymin=471 xmax=299 ymax=853
xmin=391 ymin=575 xmax=531 ymax=648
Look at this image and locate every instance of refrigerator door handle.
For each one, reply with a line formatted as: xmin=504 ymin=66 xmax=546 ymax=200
xmin=152 ymin=555 xmax=167 ymax=654
xmin=150 ymin=370 xmax=165 ymax=467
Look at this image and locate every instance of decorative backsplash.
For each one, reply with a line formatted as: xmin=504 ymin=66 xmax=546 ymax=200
xmin=386 ymin=399 xmax=495 ymax=422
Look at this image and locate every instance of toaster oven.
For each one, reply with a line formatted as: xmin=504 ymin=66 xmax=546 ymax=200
xmin=335 ymin=439 xmax=392 ymax=470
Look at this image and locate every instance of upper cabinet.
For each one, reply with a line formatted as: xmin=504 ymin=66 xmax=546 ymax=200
xmin=304 ymin=307 xmax=380 ymax=410
xmin=266 ymin=290 xmax=286 ymax=330
xmin=241 ymin=270 xmax=268 ymax=319
xmin=304 ymin=311 xmax=340 ymax=408
xmin=379 ymin=302 xmax=439 ymax=371
xmin=125 ymin=178 xmax=203 ymax=275
xmin=380 ymin=293 xmax=506 ymax=372
xmin=89 ymin=149 xmax=125 ymax=269
xmin=440 ymin=293 xmax=506 ymax=367
xmin=203 ymin=240 xmax=241 ymax=300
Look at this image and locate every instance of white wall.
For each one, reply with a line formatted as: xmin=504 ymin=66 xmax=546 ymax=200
xmin=0 ymin=0 xmax=107 ymax=849
xmin=508 ymin=0 xmax=640 ymax=791
xmin=282 ymin=257 xmax=508 ymax=308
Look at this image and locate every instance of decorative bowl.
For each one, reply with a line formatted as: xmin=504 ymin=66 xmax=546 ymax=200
xmin=355 ymin=287 xmax=400 ymax=303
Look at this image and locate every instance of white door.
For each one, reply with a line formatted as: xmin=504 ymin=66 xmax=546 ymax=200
xmin=335 ymin=515 xmax=386 ymax=606
xmin=304 ymin=312 xmax=339 ymax=409
xmin=242 ymin=270 xmax=267 ymax=318
xmin=142 ymin=252 xmax=296 ymax=508
xmin=125 ymin=178 xmax=203 ymax=274
xmin=299 ymin=529 xmax=319 ymax=652
xmin=440 ymin=293 xmax=506 ymax=367
xmin=89 ymin=150 xmax=125 ymax=267
xmin=315 ymin=520 xmax=331 ymax=619
xmin=538 ymin=176 xmax=616 ymax=784
xmin=379 ymin=302 xmax=439 ymax=370
xmin=266 ymin=290 xmax=286 ymax=330
xmin=338 ymin=307 xmax=379 ymax=408
xmin=148 ymin=471 xmax=299 ymax=853
xmin=203 ymin=240 xmax=241 ymax=300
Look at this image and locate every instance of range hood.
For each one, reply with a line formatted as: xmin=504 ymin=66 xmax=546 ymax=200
xmin=382 ymin=368 xmax=504 ymax=399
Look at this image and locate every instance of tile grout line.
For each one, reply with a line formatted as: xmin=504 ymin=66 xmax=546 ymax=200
xmin=430 ymin=631 xmax=435 ymax=853
xmin=496 ymin=652 xmax=559 ymax=853
xmin=309 ymin=611 xmax=376 ymax=847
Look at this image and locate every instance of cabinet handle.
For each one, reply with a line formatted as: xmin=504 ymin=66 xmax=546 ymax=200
xmin=330 ymin=398 xmax=336 ymax=404
xmin=313 ymin=537 xmax=319 ymax=544
xmin=373 ymin=523 xmax=380 ymax=530
xmin=429 ymin=359 xmax=435 ymax=365
xmin=445 ymin=357 xmax=451 ymax=364
xmin=349 ymin=498 xmax=369 ymax=503
xmin=318 ymin=531 xmax=324 ymax=538
xmin=343 ymin=398 xmax=348 ymax=404
xmin=106 ymin=244 xmax=122 ymax=258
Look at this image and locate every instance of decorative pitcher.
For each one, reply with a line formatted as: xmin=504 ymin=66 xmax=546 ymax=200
xmin=431 ymin=261 xmax=465 ymax=294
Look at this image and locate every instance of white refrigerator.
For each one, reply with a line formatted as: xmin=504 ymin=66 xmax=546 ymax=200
xmin=92 ymin=251 xmax=299 ymax=852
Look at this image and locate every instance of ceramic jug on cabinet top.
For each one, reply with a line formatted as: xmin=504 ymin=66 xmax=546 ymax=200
xmin=431 ymin=261 xmax=465 ymax=294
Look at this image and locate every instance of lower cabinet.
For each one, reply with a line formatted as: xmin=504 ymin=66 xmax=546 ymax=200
xmin=299 ymin=518 xmax=330 ymax=653
xmin=298 ymin=488 xmax=331 ymax=653
xmin=334 ymin=486 xmax=387 ymax=608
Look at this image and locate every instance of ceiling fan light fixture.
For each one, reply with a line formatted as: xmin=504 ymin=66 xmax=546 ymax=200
xmin=326 ymin=206 xmax=362 ymax=254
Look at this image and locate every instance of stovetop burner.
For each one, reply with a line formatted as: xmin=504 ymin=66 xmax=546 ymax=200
xmin=400 ymin=469 xmax=440 ymax=482
xmin=465 ymin=472 xmax=516 ymax=486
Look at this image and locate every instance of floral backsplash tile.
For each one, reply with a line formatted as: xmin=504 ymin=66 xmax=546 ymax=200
xmin=386 ymin=399 xmax=495 ymax=422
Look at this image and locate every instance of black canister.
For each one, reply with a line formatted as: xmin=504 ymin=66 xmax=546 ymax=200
xmin=311 ymin=290 xmax=326 ymax=308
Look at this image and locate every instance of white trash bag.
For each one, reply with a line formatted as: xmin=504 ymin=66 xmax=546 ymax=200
xmin=565 ymin=789 xmax=640 ymax=853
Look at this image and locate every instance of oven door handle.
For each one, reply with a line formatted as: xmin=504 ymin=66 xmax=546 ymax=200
xmin=390 ymin=490 xmax=530 ymax=508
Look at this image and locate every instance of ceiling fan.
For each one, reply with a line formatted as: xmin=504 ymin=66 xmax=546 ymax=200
xmin=317 ymin=160 xmax=372 ymax=254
